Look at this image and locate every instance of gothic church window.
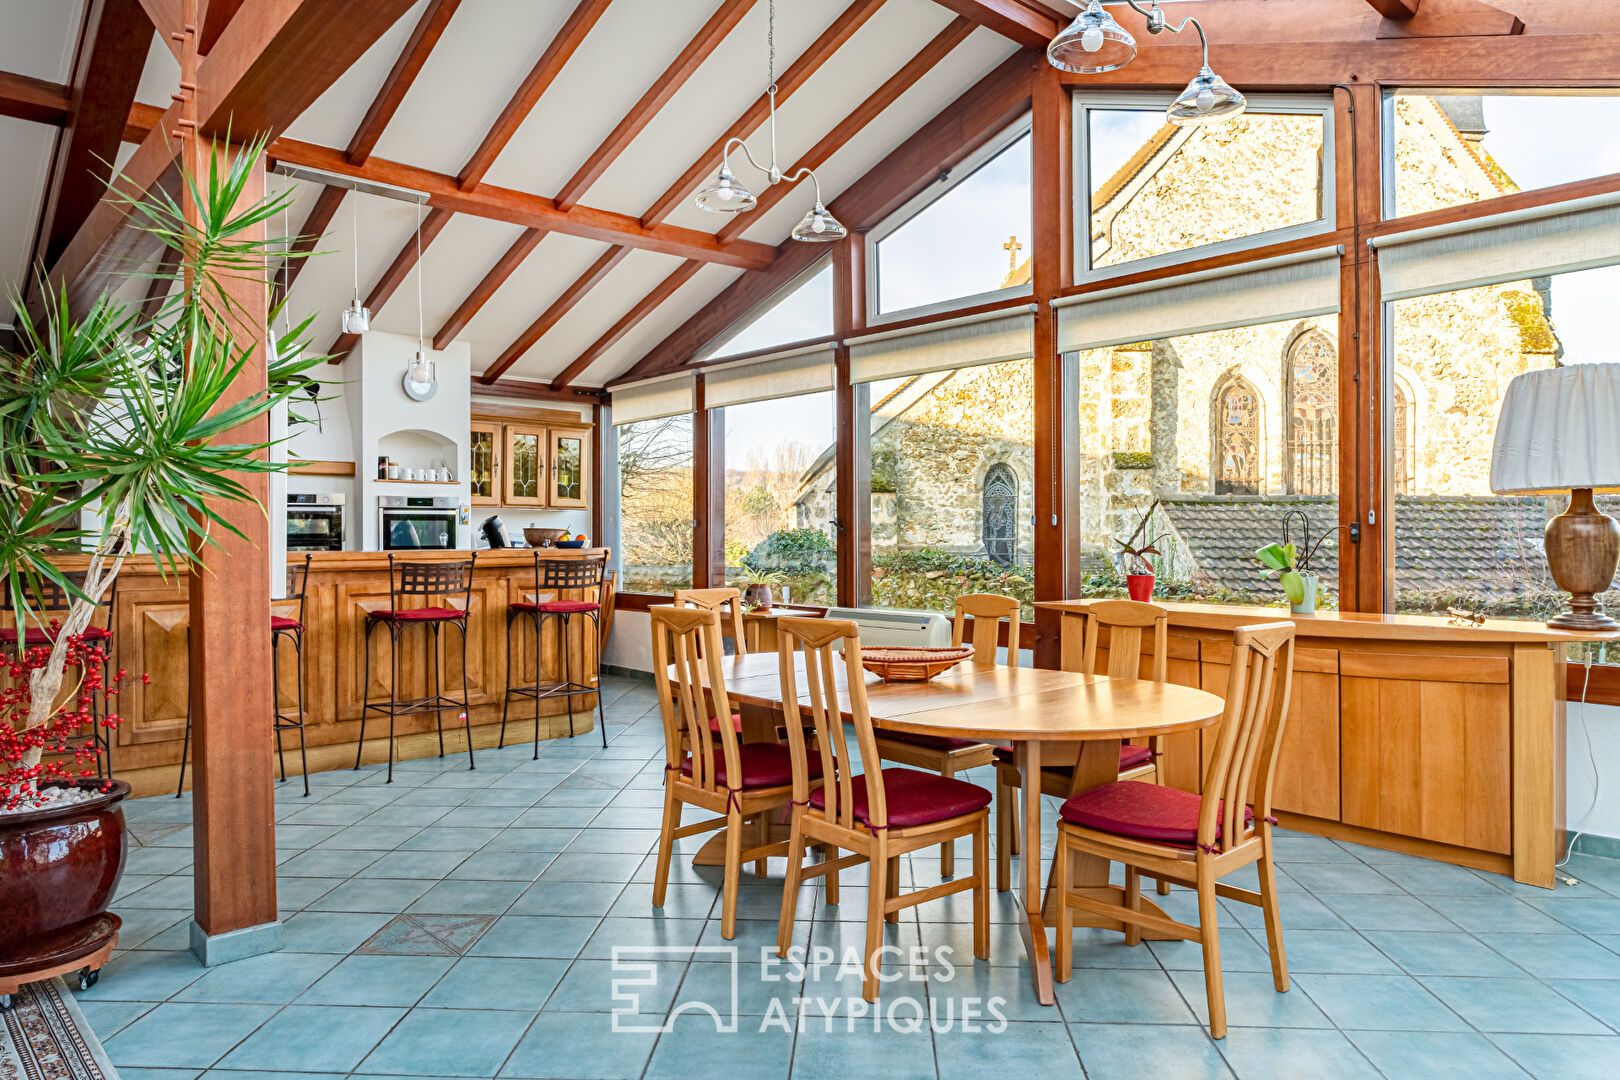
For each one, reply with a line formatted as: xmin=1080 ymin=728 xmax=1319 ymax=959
xmin=1285 ymin=329 xmax=1339 ymax=495
xmin=1392 ymin=380 xmax=1414 ymax=496
xmin=982 ymin=464 xmax=1018 ymax=566
xmin=1213 ymin=374 xmax=1262 ymax=495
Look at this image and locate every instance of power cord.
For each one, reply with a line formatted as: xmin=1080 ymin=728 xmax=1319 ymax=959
xmin=1556 ymin=645 xmax=1604 ymax=885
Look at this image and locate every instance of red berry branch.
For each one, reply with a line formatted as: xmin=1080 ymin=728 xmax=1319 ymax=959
xmin=1 ymin=627 xmax=128 ymax=811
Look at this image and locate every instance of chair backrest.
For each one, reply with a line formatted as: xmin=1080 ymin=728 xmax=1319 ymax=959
xmin=776 ymin=616 xmax=891 ymax=831
xmin=1 ymin=570 xmax=118 ymax=632
xmin=673 ymin=587 xmax=747 ymax=656
xmin=538 ymin=555 xmax=606 ymax=591
xmin=1082 ymin=599 xmax=1169 ymax=684
xmin=1199 ymin=621 xmax=1296 ymax=854
xmin=389 ymin=554 xmax=476 ymax=612
xmin=285 ymin=554 xmax=313 ymax=621
xmin=650 ymin=604 xmax=741 ymax=794
xmin=952 ymin=593 xmax=1021 ymax=666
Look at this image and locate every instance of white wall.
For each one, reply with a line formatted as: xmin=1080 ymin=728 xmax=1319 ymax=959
xmin=1568 ymin=701 xmax=1620 ymax=844
xmin=604 ymin=608 xmax=652 ymax=674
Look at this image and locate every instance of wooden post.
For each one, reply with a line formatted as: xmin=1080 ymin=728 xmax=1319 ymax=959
xmin=833 ymin=235 xmax=870 ymax=608
xmin=692 ymin=374 xmax=724 ymax=589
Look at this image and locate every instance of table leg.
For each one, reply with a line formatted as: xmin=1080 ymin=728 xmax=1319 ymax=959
xmin=1014 ymin=739 xmax=1055 ymax=1005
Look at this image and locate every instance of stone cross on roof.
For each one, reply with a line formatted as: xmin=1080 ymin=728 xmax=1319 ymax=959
xmin=1004 ymin=235 xmax=1022 ymax=277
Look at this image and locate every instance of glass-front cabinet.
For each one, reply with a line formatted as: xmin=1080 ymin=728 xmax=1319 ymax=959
xmin=503 ymin=423 xmax=546 ymax=507
xmin=469 ymin=420 xmax=500 ymax=506
xmin=549 ymin=427 xmax=590 ymax=509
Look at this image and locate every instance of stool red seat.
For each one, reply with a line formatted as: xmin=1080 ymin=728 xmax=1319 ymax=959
xmin=499 ymin=552 xmax=609 ymax=756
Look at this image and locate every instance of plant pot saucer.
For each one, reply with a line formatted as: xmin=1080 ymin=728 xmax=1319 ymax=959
xmin=0 ymin=913 xmax=120 ymax=986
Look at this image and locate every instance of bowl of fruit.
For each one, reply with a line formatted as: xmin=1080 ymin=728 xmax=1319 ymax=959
xmin=555 ymin=531 xmax=587 ymax=549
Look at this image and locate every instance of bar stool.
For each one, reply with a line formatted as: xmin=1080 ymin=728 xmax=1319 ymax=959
xmin=358 ymin=554 xmax=478 ymax=783
xmin=499 ymin=552 xmax=608 ymax=755
xmin=1 ymin=572 xmax=118 ymax=779
xmin=273 ymin=554 xmax=312 ymax=796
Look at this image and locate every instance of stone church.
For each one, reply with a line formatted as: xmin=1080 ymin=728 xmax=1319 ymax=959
xmin=793 ymin=96 xmax=1563 ymax=609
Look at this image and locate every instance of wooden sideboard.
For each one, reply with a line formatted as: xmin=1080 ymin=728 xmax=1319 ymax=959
xmin=16 ymin=549 xmax=614 ymax=798
xmin=1038 ymin=600 xmax=1620 ymax=888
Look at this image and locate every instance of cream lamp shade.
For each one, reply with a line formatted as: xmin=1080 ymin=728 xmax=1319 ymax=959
xmin=1490 ymin=363 xmax=1620 ymax=494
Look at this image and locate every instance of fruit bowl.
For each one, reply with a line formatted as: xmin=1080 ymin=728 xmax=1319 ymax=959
xmin=523 ymin=527 xmax=567 ymax=547
xmin=555 ymin=539 xmax=586 ymax=549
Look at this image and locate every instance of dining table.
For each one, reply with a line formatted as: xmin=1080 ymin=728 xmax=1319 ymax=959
xmin=687 ymin=652 xmax=1227 ymax=1004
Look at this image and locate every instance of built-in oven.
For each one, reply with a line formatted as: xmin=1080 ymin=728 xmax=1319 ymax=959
xmin=287 ymin=493 xmax=345 ymax=551
xmin=379 ymin=495 xmax=458 ymax=551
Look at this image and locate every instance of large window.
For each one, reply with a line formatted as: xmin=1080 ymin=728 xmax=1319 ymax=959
xmin=869 ymin=122 xmax=1032 ymax=319
xmin=722 ymin=391 xmax=838 ymax=606
xmin=1388 ymin=91 xmax=1620 ymax=219
xmin=861 ymin=359 xmax=1036 ymax=620
xmin=1072 ymin=316 xmax=1342 ymax=610
xmin=708 ymin=265 xmax=833 ymax=360
xmin=1074 ymin=95 xmax=1333 ymax=279
xmin=1387 ymin=264 xmax=1620 ymax=618
xmin=615 ymin=416 xmax=693 ymax=594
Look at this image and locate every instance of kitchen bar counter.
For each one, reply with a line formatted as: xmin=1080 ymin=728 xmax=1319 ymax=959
xmin=1038 ymin=599 xmax=1620 ymax=887
xmin=54 ymin=548 xmax=614 ymax=797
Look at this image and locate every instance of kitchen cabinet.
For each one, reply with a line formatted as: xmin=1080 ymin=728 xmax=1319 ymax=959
xmin=502 ymin=422 xmax=547 ymax=507
xmin=548 ymin=427 xmax=590 ymax=509
xmin=470 ymin=413 xmax=595 ymax=511
xmin=469 ymin=420 xmax=500 ymax=506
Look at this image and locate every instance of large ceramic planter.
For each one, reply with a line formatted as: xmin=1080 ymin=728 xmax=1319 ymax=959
xmin=0 ymin=779 xmax=129 ymax=998
xmin=742 ymin=584 xmax=774 ymax=611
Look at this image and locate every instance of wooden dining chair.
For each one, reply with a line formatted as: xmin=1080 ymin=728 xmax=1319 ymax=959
xmin=672 ymin=588 xmax=747 ymax=656
xmin=1052 ymin=621 xmax=1296 ymax=1039
xmin=993 ymin=598 xmax=1170 ymax=891
xmin=871 ymin=593 xmax=1012 ymax=876
xmin=649 ymin=605 xmax=806 ymax=939
xmin=774 ymin=616 xmax=991 ymax=1002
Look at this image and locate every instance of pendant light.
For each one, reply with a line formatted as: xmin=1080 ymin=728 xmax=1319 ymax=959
xmin=341 ymin=194 xmax=370 ymax=334
xmin=693 ymin=0 xmax=846 ymax=243
xmin=1048 ymin=0 xmax=1245 ymax=127
xmin=402 ymin=201 xmax=437 ymax=402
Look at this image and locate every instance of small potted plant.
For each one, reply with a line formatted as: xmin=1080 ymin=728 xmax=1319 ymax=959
xmin=1253 ymin=510 xmax=1345 ymax=614
xmin=1113 ymin=500 xmax=1167 ymax=603
xmin=733 ymin=565 xmax=785 ymax=611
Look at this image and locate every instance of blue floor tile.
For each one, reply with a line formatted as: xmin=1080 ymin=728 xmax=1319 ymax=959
xmin=172 ymin=951 xmax=339 ymax=1004
xmin=216 ymin=1005 xmax=406 ymax=1072
xmin=786 ymin=1024 xmax=932 ymax=1080
xmin=1348 ymin=1030 xmax=1536 ymax=1080
xmin=1217 ymin=1027 xmax=1383 ymax=1080
xmin=498 ymin=1011 xmax=657 ymax=1079
xmin=1490 ymin=1033 xmax=1620 ymax=1080
xmin=295 ymin=953 xmax=456 ymax=1006
xmin=1421 ymin=976 xmax=1611 ymax=1034
xmin=105 ymin=1003 xmax=279 ymax=1069
xmin=934 ymin=1023 xmax=1082 ymax=1080
xmin=1292 ymin=972 xmax=1469 ymax=1031
xmin=1067 ymin=1023 xmax=1233 ymax=1080
xmin=358 ymin=1006 xmax=535 ymax=1076
xmin=468 ymin=915 xmax=600 ymax=958
xmin=1053 ymin=967 xmax=1197 ymax=1024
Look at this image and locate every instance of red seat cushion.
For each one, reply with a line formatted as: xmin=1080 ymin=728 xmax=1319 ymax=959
xmin=511 ymin=599 xmax=599 ymax=614
xmin=992 ymin=743 xmax=1153 ymax=771
xmin=880 ymin=729 xmax=988 ymax=754
xmin=270 ymin=615 xmax=303 ymax=633
xmin=1058 ymin=779 xmax=1251 ymax=848
xmin=808 ymin=768 xmax=991 ymax=830
xmin=679 ymin=741 xmax=821 ymax=789
xmin=0 ymin=625 xmax=112 ymax=647
xmin=708 ymin=713 xmax=742 ymax=734
xmin=367 ymin=606 xmax=464 ymax=622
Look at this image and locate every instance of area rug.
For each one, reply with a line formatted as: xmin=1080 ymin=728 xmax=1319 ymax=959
xmin=0 ymin=978 xmax=120 ymax=1080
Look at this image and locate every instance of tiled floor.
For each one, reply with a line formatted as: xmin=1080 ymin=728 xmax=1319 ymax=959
xmin=79 ymin=674 xmax=1620 ymax=1080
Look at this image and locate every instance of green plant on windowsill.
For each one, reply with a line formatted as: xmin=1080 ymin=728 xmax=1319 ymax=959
xmin=1254 ymin=509 xmax=1345 ymax=612
xmin=732 ymin=564 xmax=786 ymax=611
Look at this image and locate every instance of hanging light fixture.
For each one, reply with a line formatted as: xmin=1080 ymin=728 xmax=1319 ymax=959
xmin=341 ymin=194 xmax=370 ymax=334
xmin=693 ymin=0 xmax=845 ymax=243
xmin=403 ymin=200 xmax=437 ymax=402
xmin=1048 ymin=0 xmax=1245 ymax=127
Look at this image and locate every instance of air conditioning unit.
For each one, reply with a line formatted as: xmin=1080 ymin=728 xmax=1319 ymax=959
xmin=822 ymin=607 xmax=951 ymax=647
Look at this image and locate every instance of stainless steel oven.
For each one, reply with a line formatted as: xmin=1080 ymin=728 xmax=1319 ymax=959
xmin=379 ymin=495 xmax=458 ymax=551
xmin=287 ymin=493 xmax=345 ymax=551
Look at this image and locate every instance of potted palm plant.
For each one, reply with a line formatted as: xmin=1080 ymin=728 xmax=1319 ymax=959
xmin=0 ymin=136 xmax=322 ymax=997
xmin=733 ymin=564 xmax=785 ymax=611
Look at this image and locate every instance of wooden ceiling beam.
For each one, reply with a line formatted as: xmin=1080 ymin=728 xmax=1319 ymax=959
xmin=327 ymin=204 xmax=452 ymax=359
xmin=553 ymin=0 xmax=757 ymax=214
xmin=472 ymin=380 xmax=605 ymax=404
xmin=929 ymin=0 xmax=1057 ymax=47
xmin=346 ymin=0 xmax=462 ymax=166
xmin=479 ymin=244 xmax=629 ymax=383
xmin=640 ymin=0 xmax=886 ymax=228
xmin=432 ymin=225 xmax=546 ymax=350
xmin=619 ymin=49 xmax=1034 ymax=384
xmin=715 ymin=15 xmax=976 ymax=245
xmin=265 ymin=137 xmax=777 ymax=269
xmin=0 ymin=70 xmax=73 ymax=125
xmin=547 ymin=260 xmax=702 ymax=388
xmin=199 ymin=0 xmax=251 ymax=51
xmin=458 ymin=0 xmax=612 ymax=190
xmin=1365 ymin=0 xmax=1420 ymax=16
xmin=136 ymin=0 xmax=183 ymax=60
xmin=32 ymin=0 xmax=154 ymax=274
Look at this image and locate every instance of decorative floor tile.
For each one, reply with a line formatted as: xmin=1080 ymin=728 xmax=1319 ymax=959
xmin=357 ymin=913 xmax=497 ymax=956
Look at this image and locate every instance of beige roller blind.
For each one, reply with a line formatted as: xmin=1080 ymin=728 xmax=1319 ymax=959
xmin=610 ymin=372 xmax=695 ymax=426
xmin=847 ymin=307 xmax=1035 ymax=385
xmin=701 ymin=342 xmax=838 ymax=409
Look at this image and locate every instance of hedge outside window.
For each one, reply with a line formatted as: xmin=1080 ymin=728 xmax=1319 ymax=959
xmin=721 ymin=390 xmax=838 ymax=606
xmin=615 ymin=415 xmax=694 ymax=594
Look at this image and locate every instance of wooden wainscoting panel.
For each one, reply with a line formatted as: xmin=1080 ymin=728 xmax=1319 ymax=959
xmin=116 ymin=594 xmax=190 ymax=747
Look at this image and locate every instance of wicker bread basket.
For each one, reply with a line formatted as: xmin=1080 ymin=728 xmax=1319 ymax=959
xmin=857 ymin=646 xmax=974 ymax=682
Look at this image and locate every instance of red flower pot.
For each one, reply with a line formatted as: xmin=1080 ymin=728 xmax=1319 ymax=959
xmin=1126 ymin=573 xmax=1155 ymax=602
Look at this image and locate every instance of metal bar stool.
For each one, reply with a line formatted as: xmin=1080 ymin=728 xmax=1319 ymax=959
xmin=2 ymin=572 xmax=118 ymax=779
xmin=499 ymin=552 xmax=608 ymax=755
xmin=272 ymin=554 xmax=312 ymax=797
xmin=358 ymin=553 xmax=478 ymax=783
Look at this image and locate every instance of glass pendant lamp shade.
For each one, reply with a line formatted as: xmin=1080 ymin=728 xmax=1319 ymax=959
xmin=1047 ymin=0 xmax=1136 ymax=74
xmin=341 ymin=300 xmax=370 ymax=334
xmin=1167 ymin=66 xmax=1246 ymax=126
xmin=791 ymin=203 xmax=846 ymax=243
xmin=694 ymin=166 xmax=757 ymax=213
xmin=409 ymin=350 xmax=435 ymax=385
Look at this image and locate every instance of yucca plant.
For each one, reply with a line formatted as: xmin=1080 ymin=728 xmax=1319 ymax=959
xmin=0 ymin=135 xmax=326 ymax=803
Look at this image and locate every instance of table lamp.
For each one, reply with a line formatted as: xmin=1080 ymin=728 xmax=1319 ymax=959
xmin=1490 ymin=363 xmax=1620 ymax=630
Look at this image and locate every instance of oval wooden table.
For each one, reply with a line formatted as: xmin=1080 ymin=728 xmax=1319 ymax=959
xmin=691 ymin=653 xmax=1227 ymax=1004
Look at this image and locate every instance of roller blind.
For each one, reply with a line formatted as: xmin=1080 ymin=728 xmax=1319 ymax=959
xmin=610 ymin=372 xmax=694 ymax=426
xmin=1373 ymin=192 xmax=1620 ymax=302
xmin=1054 ymin=247 xmax=1343 ymax=353
xmin=701 ymin=342 xmax=837 ymax=409
xmin=847 ymin=307 xmax=1035 ymax=385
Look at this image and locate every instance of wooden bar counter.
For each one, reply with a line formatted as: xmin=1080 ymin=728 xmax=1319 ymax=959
xmin=1039 ymin=600 xmax=1620 ymax=888
xmin=58 ymin=549 xmax=614 ymax=798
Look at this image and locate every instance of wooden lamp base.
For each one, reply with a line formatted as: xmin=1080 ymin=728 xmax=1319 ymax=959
xmin=1545 ymin=488 xmax=1620 ymax=631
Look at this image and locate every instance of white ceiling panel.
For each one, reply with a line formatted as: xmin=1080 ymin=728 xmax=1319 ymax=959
xmin=371 ymin=0 xmax=585 ymax=175
xmin=462 ymin=231 xmax=612 ymax=372
xmin=0 ymin=0 xmax=87 ymax=84
xmin=282 ymin=0 xmax=429 ymax=149
xmin=480 ymin=0 xmax=713 ymax=197
xmin=134 ymin=30 xmax=178 ymax=107
xmin=580 ymin=261 xmax=742 ymax=384
xmin=285 ymin=185 xmax=422 ymax=354
xmin=367 ymin=212 xmax=527 ymax=339
xmin=0 ymin=118 xmax=59 ymax=300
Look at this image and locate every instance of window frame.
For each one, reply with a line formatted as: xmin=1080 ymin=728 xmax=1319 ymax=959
xmin=1070 ymin=91 xmax=1338 ymax=285
xmin=700 ymin=257 xmax=834 ymax=364
xmin=863 ymin=114 xmax=1035 ymax=326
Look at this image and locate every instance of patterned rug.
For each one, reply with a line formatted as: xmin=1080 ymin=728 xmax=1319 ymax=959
xmin=0 ymin=979 xmax=119 ymax=1080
